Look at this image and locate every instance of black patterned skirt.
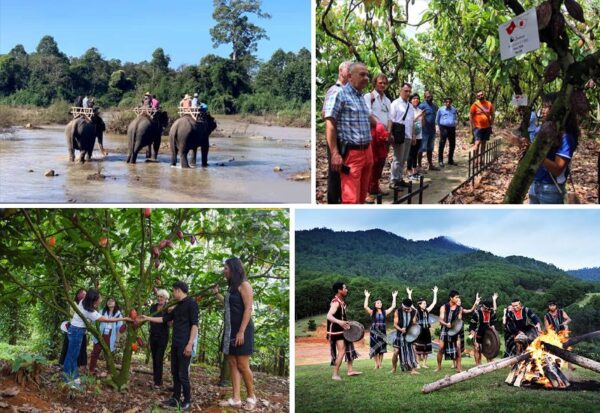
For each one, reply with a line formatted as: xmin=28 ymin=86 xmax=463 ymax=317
xmin=369 ymin=325 xmax=387 ymax=358
xmin=414 ymin=327 xmax=432 ymax=355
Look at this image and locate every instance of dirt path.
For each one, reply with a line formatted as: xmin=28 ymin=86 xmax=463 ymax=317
xmin=316 ymin=126 xmax=475 ymax=204
xmin=295 ymin=323 xmax=368 ymax=367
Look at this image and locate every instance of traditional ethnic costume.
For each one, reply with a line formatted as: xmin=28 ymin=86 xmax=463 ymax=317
xmin=503 ymin=306 xmax=541 ymax=357
xmin=439 ymin=303 xmax=462 ymax=360
xmin=544 ymin=309 xmax=567 ymax=332
xmin=327 ymin=295 xmax=358 ymax=365
xmin=369 ymin=310 xmax=387 ymax=358
xmin=414 ymin=307 xmax=432 ymax=355
xmin=393 ymin=307 xmax=418 ymax=371
xmin=469 ymin=308 xmax=496 ymax=346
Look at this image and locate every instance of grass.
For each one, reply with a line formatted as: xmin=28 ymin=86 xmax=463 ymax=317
xmin=295 ymin=357 xmax=600 ymax=413
xmin=295 ymin=314 xmax=328 ymax=338
xmin=577 ymin=293 xmax=600 ymax=307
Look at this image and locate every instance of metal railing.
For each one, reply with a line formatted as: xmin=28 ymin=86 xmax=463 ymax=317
xmin=375 ymin=175 xmax=430 ymax=204
xmin=467 ymin=138 xmax=502 ymax=184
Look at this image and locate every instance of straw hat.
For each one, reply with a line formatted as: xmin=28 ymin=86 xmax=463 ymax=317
xmin=184 ymin=94 xmax=191 ymax=99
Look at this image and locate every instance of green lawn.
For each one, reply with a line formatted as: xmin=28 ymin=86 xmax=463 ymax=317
xmin=295 ymin=357 xmax=600 ymax=413
xmin=577 ymin=293 xmax=600 ymax=307
xmin=295 ymin=314 xmax=328 ymax=337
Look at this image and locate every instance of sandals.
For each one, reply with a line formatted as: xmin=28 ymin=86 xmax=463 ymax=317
xmin=219 ymin=398 xmax=242 ymax=408
xmin=243 ymin=396 xmax=257 ymax=411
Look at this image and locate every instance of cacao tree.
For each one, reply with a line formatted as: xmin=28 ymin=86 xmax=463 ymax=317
xmin=0 ymin=208 xmax=289 ymax=389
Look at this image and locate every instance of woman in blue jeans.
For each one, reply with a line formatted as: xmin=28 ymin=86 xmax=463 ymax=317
xmin=528 ymin=93 xmax=579 ymax=204
xmin=63 ymin=289 xmax=130 ymax=387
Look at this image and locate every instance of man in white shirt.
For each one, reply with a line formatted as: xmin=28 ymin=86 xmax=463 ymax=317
xmin=388 ymin=83 xmax=415 ymax=191
xmin=364 ymin=74 xmax=391 ymax=126
xmin=364 ymin=74 xmax=392 ymax=201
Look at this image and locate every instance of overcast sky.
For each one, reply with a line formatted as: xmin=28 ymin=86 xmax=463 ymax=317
xmin=0 ymin=0 xmax=309 ymax=67
xmin=295 ymin=209 xmax=600 ymax=271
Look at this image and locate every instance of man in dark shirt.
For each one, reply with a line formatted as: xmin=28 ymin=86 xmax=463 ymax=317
xmin=141 ymin=281 xmax=199 ymax=411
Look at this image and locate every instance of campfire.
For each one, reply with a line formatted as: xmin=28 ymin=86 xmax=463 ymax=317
xmin=422 ymin=330 xmax=600 ymax=394
xmin=506 ymin=329 xmax=570 ymax=388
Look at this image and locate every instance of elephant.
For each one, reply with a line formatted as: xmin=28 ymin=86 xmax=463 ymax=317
xmin=65 ymin=114 xmax=106 ymax=163
xmin=126 ymin=110 xmax=169 ymax=163
xmin=169 ymin=112 xmax=217 ymax=168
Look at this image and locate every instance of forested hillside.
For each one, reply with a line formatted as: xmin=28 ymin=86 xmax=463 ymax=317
xmin=568 ymin=267 xmax=600 ymax=281
xmin=295 ymin=228 xmax=599 ymax=336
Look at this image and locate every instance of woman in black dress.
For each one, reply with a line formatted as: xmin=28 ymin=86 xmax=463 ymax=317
xmin=363 ymin=289 xmax=397 ymax=369
xmin=408 ymin=286 xmax=438 ymax=369
xmin=214 ymin=257 xmax=256 ymax=411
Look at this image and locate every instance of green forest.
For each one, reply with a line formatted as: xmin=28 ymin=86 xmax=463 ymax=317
xmin=0 ymin=209 xmax=289 ymax=393
xmin=295 ymin=228 xmax=600 ymax=356
xmin=0 ymin=0 xmax=310 ymax=119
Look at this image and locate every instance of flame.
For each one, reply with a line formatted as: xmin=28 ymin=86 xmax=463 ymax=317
xmin=524 ymin=328 xmax=570 ymax=387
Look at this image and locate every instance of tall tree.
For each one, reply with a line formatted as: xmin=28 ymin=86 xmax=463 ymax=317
xmin=210 ymin=0 xmax=271 ymax=62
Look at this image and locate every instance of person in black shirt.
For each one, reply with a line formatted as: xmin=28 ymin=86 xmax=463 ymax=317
xmin=148 ymin=289 xmax=171 ymax=388
xmin=141 ymin=281 xmax=198 ymax=411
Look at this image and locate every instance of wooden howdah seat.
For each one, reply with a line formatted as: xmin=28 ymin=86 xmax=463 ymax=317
xmin=133 ymin=107 xmax=158 ymax=118
xmin=70 ymin=107 xmax=95 ymax=120
xmin=178 ymin=107 xmax=206 ymax=121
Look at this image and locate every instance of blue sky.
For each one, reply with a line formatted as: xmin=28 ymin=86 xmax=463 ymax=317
xmin=295 ymin=209 xmax=600 ymax=270
xmin=0 ymin=0 xmax=310 ymax=67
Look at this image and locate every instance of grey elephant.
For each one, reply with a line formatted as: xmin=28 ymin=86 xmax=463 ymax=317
xmin=65 ymin=114 xmax=106 ymax=163
xmin=169 ymin=112 xmax=217 ymax=168
xmin=126 ymin=110 xmax=169 ymax=163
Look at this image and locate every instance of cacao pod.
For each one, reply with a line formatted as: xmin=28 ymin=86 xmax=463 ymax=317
xmin=129 ymin=309 xmax=138 ymax=320
xmin=165 ymin=240 xmax=174 ymax=248
xmin=131 ymin=343 xmax=138 ymax=352
xmin=159 ymin=239 xmax=168 ymax=249
xmin=176 ymin=230 xmax=184 ymax=240
xmin=190 ymin=235 xmax=197 ymax=245
xmin=536 ymin=1 xmax=552 ymax=30
xmin=99 ymin=237 xmax=108 ymax=247
xmin=551 ymin=13 xmax=565 ymax=37
xmin=49 ymin=235 xmax=56 ymax=248
xmin=136 ymin=337 xmax=145 ymax=347
xmin=154 ymin=258 xmax=160 ymax=269
xmin=544 ymin=60 xmax=561 ymax=83
xmin=151 ymin=246 xmax=161 ymax=258
xmin=565 ymin=0 xmax=585 ymax=23
xmin=570 ymin=90 xmax=589 ymax=115
xmin=143 ymin=208 xmax=151 ymax=218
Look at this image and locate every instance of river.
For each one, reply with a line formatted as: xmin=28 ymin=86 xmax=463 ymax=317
xmin=0 ymin=118 xmax=311 ymax=203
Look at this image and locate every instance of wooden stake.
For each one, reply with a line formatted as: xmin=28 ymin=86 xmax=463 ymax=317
xmin=422 ymin=353 xmax=530 ymax=394
xmin=542 ymin=342 xmax=600 ymax=374
xmin=563 ymin=330 xmax=600 ymax=349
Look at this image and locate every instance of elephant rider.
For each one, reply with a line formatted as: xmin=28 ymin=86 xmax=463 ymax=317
xmin=151 ymin=95 xmax=160 ymax=110
xmin=191 ymin=93 xmax=199 ymax=108
xmin=142 ymin=92 xmax=152 ymax=108
xmin=180 ymin=94 xmax=192 ymax=110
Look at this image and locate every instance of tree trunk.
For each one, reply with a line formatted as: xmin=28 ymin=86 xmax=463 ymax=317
xmin=277 ymin=346 xmax=286 ymax=376
xmin=422 ymin=353 xmax=530 ymax=394
xmin=218 ymin=354 xmax=231 ymax=387
xmin=563 ymin=330 xmax=600 ymax=348
xmin=542 ymin=342 xmax=600 ymax=374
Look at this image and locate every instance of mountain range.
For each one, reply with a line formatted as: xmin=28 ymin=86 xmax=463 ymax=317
xmin=295 ymin=228 xmax=598 ymax=320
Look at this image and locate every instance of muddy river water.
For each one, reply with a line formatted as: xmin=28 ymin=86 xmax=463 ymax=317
xmin=0 ymin=118 xmax=310 ymax=203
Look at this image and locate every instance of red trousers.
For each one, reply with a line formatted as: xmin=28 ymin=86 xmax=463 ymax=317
xmin=341 ymin=147 xmax=373 ymax=204
xmin=89 ymin=333 xmax=111 ymax=373
xmin=368 ymin=154 xmax=387 ymax=195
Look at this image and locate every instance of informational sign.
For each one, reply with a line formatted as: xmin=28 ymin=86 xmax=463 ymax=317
xmin=511 ymin=94 xmax=528 ymax=106
xmin=499 ymin=8 xmax=540 ymax=60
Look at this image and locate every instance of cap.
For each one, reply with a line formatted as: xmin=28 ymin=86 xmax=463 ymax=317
xmin=194 ymin=93 xmax=198 ymax=97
